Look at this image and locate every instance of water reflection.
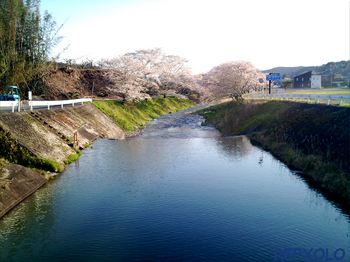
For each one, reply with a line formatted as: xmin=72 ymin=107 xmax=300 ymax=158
xmin=0 ymin=137 xmax=349 ymax=262
xmin=213 ymin=136 xmax=253 ymax=160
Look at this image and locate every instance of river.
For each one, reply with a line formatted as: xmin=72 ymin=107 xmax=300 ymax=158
xmin=0 ymin=107 xmax=349 ymax=262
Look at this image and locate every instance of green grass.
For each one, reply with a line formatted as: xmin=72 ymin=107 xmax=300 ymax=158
xmin=93 ymin=97 xmax=194 ymax=132
xmin=64 ymin=154 xmax=80 ymax=165
xmin=283 ymin=88 xmax=350 ymax=95
xmin=27 ymin=157 xmax=63 ymax=173
xmin=198 ymin=100 xmax=289 ymax=135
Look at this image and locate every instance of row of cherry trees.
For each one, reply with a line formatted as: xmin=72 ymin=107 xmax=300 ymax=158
xmin=98 ymin=48 xmax=263 ymax=101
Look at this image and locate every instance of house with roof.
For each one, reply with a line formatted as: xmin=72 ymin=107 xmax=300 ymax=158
xmin=293 ymin=71 xmax=321 ymax=88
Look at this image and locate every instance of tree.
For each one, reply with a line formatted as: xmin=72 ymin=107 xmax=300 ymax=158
xmin=98 ymin=48 xmax=201 ymax=100
xmin=200 ymin=61 xmax=263 ymax=100
xmin=98 ymin=55 xmax=157 ymax=100
xmin=0 ymin=0 xmax=64 ymax=94
xmin=281 ymin=79 xmax=293 ymax=88
xmin=124 ymin=47 xmax=193 ymax=90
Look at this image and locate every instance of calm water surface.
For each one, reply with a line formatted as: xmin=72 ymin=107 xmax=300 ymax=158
xmin=0 ymin=137 xmax=349 ymax=261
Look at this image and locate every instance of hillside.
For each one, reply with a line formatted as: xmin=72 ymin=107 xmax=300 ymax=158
xmin=39 ymin=67 xmax=119 ymax=101
xmin=19 ymin=66 xmax=201 ymax=103
xmin=262 ymin=60 xmax=350 ymax=78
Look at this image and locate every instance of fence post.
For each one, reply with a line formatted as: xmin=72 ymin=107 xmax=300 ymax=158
xmin=339 ymin=97 xmax=342 ymax=106
xmin=74 ymin=131 xmax=78 ymax=149
xmin=307 ymin=96 xmax=310 ymax=103
xmin=299 ymin=96 xmax=302 ymax=102
xmin=28 ymin=91 xmax=32 ymax=111
xmin=47 ymin=103 xmax=50 ymax=110
xmin=11 ymin=102 xmax=14 ymax=113
xmin=316 ymin=96 xmax=319 ymax=104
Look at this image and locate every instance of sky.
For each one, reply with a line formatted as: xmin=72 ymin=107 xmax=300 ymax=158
xmin=40 ymin=0 xmax=350 ymax=74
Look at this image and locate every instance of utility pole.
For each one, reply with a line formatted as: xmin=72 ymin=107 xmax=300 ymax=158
xmin=330 ymin=66 xmax=332 ymax=88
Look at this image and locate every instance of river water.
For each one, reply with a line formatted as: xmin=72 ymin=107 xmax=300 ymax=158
xmin=0 ymin=108 xmax=349 ymax=262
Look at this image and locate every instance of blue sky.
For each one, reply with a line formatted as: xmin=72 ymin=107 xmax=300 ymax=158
xmin=41 ymin=0 xmax=349 ymax=74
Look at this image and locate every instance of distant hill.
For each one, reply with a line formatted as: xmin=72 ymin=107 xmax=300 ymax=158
xmin=262 ymin=60 xmax=350 ymax=79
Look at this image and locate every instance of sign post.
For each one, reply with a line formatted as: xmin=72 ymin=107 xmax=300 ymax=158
xmin=266 ymin=73 xmax=281 ymax=94
xmin=259 ymin=78 xmax=264 ymax=97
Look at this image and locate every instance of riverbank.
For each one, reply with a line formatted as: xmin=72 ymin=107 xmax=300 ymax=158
xmin=0 ymin=97 xmax=195 ymax=218
xmin=0 ymin=103 xmax=125 ymax=218
xmin=93 ymin=96 xmax=194 ymax=132
xmin=198 ymin=100 xmax=350 ymax=203
xmin=0 ymin=159 xmax=48 ymax=218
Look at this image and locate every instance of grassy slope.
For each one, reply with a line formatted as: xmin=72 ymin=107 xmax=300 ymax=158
xmin=198 ymin=100 xmax=350 ymax=202
xmin=93 ymin=97 xmax=194 ymax=132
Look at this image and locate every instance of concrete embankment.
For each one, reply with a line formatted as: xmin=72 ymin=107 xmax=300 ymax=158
xmin=0 ymin=160 xmax=48 ymax=218
xmin=0 ymin=103 xmax=125 ymax=218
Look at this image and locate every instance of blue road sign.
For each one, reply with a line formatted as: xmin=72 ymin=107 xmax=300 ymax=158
xmin=266 ymin=74 xmax=281 ymax=81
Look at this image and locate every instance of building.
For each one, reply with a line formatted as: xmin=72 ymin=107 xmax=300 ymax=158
xmin=311 ymin=75 xmax=321 ymax=88
xmin=294 ymin=71 xmax=321 ymax=88
xmin=294 ymin=71 xmax=311 ymax=88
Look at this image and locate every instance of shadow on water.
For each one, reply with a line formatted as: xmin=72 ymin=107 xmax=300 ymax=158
xmin=193 ymin=133 xmax=350 ymax=221
xmin=291 ymin=171 xmax=349 ymax=218
xmin=248 ymin=139 xmax=350 ymax=219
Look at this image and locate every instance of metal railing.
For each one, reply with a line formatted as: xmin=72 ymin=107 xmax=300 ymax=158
xmin=0 ymin=98 xmax=93 ymax=113
xmin=263 ymin=94 xmax=350 ymax=106
xmin=0 ymin=101 xmax=20 ymax=112
xmin=28 ymin=98 xmax=92 ymax=110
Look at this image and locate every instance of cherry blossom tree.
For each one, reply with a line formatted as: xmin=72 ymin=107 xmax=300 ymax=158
xmin=98 ymin=48 xmax=197 ymax=100
xmin=125 ymin=48 xmax=193 ymax=90
xmin=200 ymin=61 xmax=263 ymax=100
xmin=98 ymin=55 xmax=157 ymax=100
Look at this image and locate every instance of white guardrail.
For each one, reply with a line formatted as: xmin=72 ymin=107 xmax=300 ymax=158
xmin=0 ymin=101 xmax=20 ymax=112
xmin=0 ymin=98 xmax=92 ymax=112
xmin=263 ymin=94 xmax=350 ymax=106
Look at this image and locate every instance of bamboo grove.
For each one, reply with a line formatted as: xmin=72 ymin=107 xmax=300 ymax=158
xmin=0 ymin=0 xmax=62 ymax=95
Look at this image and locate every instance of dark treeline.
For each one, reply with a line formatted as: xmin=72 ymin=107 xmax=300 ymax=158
xmin=0 ymin=0 xmax=62 ymax=95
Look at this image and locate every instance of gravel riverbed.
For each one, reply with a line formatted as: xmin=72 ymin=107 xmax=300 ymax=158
xmin=130 ymin=104 xmax=221 ymax=139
